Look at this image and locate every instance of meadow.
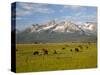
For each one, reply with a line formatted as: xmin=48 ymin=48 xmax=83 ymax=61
xmin=16 ymin=43 xmax=97 ymax=73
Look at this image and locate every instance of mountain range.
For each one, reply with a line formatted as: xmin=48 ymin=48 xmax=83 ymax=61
xmin=16 ymin=20 xmax=97 ymax=43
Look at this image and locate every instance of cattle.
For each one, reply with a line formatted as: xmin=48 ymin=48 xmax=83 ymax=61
xmin=62 ymin=48 xmax=65 ymax=49
xmin=86 ymin=46 xmax=88 ymax=49
xmin=70 ymin=49 xmax=72 ymax=52
xmin=54 ymin=50 xmax=57 ymax=54
xmin=75 ymin=48 xmax=79 ymax=52
xmin=34 ymin=42 xmax=38 ymax=44
xmin=42 ymin=48 xmax=48 ymax=55
xmin=33 ymin=51 xmax=39 ymax=55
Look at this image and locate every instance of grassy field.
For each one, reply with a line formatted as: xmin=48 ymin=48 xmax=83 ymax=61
xmin=16 ymin=43 xmax=97 ymax=73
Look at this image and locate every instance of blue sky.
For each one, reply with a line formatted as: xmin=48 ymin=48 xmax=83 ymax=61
xmin=15 ymin=2 xmax=97 ymax=30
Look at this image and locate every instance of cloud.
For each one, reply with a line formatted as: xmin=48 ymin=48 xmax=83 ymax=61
xmin=59 ymin=5 xmax=97 ymax=23
xmin=16 ymin=8 xmax=31 ymax=16
xmin=16 ymin=3 xmax=55 ymax=16
xmin=60 ymin=5 xmax=83 ymax=12
xmin=64 ymin=5 xmax=82 ymax=9
xmin=54 ymin=14 xmax=97 ymax=24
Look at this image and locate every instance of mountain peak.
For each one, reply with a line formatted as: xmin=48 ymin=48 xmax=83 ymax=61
xmin=22 ymin=20 xmax=96 ymax=35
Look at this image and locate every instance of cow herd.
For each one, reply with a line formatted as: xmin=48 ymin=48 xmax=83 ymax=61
xmin=33 ymin=48 xmax=57 ymax=55
xmin=16 ymin=43 xmax=91 ymax=56
xmin=32 ymin=44 xmax=89 ymax=55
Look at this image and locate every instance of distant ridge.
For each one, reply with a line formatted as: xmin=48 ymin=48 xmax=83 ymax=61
xmin=16 ymin=20 xmax=97 ymax=43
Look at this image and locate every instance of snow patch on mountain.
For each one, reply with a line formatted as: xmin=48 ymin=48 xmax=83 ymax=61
xmin=21 ymin=20 xmax=97 ymax=35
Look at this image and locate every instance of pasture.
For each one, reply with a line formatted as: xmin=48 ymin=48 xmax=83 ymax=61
xmin=16 ymin=43 xmax=97 ymax=73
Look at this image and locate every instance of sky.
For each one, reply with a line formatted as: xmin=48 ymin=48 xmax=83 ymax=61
xmin=14 ymin=2 xmax=97 ymax=30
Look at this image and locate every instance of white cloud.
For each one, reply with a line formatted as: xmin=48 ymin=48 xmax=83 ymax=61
xmin=63 ymin=5 xmax=85 ymax=12
xmin=59 ymin=5 xmax=84 ymax=14
xmin=61 ymin=5 xmax=97 ymax=22
xmin=16 ymin=3 xmax=55 ymax=16
xmin=16 ymin=8 xmax=31 ymax=16
xmin=54 ymin=14 xmax=97 ymax=24
xmin=64 ymin=5 xmax=82 ymax=9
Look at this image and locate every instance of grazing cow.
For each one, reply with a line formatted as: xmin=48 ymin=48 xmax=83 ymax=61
xmin=86 ymin=46 xmax=88 ymax=49
xmin=54 ymin=50 xmax=57 ymax=54
xmin=75 ymin=48 xmax=79 ymax=52
xmin=62 ymin=48 xmax=65 ymax=49
xmin=33 ymin=51 xmax=39 ymax=55
xmin=42 ymin=48 xmax=48 ymax=55
xmin=70 ymin=49 xmax=72 ymax=52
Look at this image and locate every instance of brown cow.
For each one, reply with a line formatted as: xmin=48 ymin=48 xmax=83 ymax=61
xmin=42 ymin=48 xmax=48 ymax=55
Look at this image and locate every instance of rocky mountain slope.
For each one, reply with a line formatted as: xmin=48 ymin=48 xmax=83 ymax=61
xmin=16 ymin=20 xmax=97 ymax=43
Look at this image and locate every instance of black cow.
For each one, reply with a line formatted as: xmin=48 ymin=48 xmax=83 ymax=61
xmin=70 ymin=49 xmax=72 ymax=52
xmin=54 ymin=50 xmax=57 ymax=54
xmin=62 ymin=48 xmax=65 ymax=49
xmin=33 ymin=51 xmax=39 ymax=55
xmin=75 ymin=48 xmax=79 ymax=52
xmin=86 ymin=46 xmax=88 ymax=49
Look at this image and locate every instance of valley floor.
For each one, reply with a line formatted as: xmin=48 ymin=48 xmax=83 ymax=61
xmin=16 ymin=43 xmax=97 ymax=73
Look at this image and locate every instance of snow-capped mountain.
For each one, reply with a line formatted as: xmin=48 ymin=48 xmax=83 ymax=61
xmin=80 ymin=22 xmax=97 ymax=31
xmin=79 ymin=22 xmax=97 ymax=35
xmin=16 ymin=20 xmax=97 ymax=43
xmin=24 ymin=20 xmax=97 ymax=35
